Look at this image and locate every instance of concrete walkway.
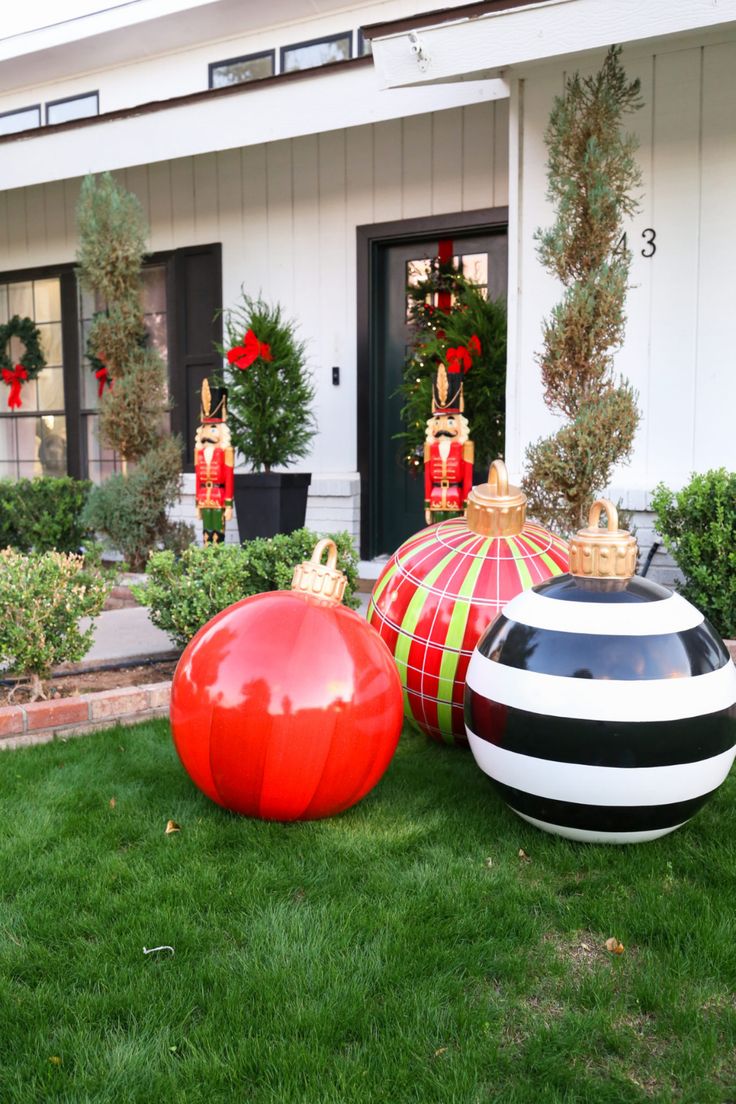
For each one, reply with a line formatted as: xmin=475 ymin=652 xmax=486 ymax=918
xmin=78 ymin=590 xmax=372 ymax=668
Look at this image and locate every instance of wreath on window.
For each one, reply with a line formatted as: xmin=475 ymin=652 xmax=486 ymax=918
xmin=0 ymin=315 xmax=46 ymax=409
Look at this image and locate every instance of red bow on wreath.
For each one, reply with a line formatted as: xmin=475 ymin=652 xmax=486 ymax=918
xmin=96 ymin=366 xmax=111 ymax=398
xmin=227 ymin=328 xmax=272 ymax=370
xmin=445 ymin=334 xmax=482 ymax=374
xmin=2 ymin=364 xmax=28 ymax=409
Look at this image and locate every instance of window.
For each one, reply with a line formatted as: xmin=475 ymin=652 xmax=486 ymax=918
xmin=0 ymin=277 xmax=66 ymax=478
xmin=280 ymin=32 xmax=352 ymax=74
xmin=357 ymin=29 xmax=373 ymax=57
xmin=0 ymin=105 xmax=41 ymax=137
xmin=46 ymin=92 xmax=99 ymax=126
xmin=209 ymin=51 xmax=274 ymax=88
xmin=0 ymin=244 xmax=222 ymax=482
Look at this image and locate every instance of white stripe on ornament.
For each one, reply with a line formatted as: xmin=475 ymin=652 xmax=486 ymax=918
xmin=513 ymin=811 xmax=686 ymax=845
xmin=466 ymin=728 xmax=736 ymax=806
xmin=502 ymin=587 xmax=703 ymax=636
xmin=465 ymin=652 xmax=736 ymax=722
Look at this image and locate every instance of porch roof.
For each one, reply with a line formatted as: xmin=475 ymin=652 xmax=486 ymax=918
xmin=368 ymin=0 xmax=736 ymax=87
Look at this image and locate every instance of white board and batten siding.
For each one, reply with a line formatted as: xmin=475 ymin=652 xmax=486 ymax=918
xmin=0 ymin=101 xmax=508 ymax=543
xmin=507 ymin=36 xmax=736 ymax=583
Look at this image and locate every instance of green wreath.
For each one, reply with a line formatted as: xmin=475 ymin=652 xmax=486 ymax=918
xmin=0 ymin=315 xmax=46 ymax=409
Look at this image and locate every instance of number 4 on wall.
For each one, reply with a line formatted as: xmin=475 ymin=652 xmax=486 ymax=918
xmin=616 ymin=229 xmax=657 ymax=258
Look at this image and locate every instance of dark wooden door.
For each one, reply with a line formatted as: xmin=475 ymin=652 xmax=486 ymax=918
xmin=369 ymin=230 xmax=507 ymax=558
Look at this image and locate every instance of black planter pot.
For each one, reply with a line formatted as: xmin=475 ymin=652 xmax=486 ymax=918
xmin=233 ymin=472 xmax=312 ymax=542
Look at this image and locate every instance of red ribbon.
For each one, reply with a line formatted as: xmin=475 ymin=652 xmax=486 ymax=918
xmin=96 ymin=366 xmax=110 ymax=398
xmin=227 ymin=329 xmax=272 ymax=370
xmin=3 ymin=364 xmax=27 ymax=409
xmin=468 ymin=334 xmax=481 ymax=357
xmin=446 ymin=345 xmax=472 ymax=374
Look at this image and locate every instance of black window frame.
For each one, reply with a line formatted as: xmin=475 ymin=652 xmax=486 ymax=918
xmin=280 ymin=31 xmax=353 ymax=74
xmin=357 ymin=28 xmax=373 ymax=56
xmin=45 ymin=91 xmax=99 ymax=126
xmin=0 ymin=104 xmax=41 ymax=136
xmin=208 ymin=49 xmax=276 ymax=88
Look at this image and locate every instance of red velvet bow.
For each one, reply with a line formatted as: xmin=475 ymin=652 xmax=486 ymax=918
xmin=96 ymin=366 xmax=111 ymax=398
xmin=446 ymin=345 xmax=472 ymax=373
xmin=2 ymin=364 xmax=27 ymax=409
xmin=227 ymin=329 xmax=272 ymax=370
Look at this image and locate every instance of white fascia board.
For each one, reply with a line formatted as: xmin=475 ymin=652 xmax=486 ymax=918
xmin=1 ymin=66 xmax=508 ymax=191
xmin=0 ymin=0 xmax=220 ymax=61
xmin=372 ymin=0 xmax=736 ymax=87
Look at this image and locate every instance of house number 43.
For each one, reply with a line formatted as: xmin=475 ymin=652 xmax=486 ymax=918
xmin=616 ymin=229 xmax=657 ymax=258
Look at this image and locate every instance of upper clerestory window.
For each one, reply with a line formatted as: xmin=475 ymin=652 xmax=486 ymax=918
xmin=46 ymin=92 xmax=99 ymax=125
xmin=0 ymin=105 xmax=41 ymax=137
xmin=280 ymin=32 xmax=352 ymax=74
xmin=209 ymin=50 xmax=275 ymax=88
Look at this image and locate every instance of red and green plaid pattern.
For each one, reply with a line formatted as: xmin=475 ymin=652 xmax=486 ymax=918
xmin=367 ymin=517 xmax=568 ymax=746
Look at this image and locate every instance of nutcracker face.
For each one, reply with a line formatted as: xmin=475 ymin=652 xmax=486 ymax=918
xmin=199 ymin=421 xmax=223 ymax=447
xmin=426 ymin=412 xmax=468 ymax=443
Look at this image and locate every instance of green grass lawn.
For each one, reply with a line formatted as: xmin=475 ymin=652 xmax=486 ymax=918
xmin=1 ymin=720 xmax=735 ymax=1104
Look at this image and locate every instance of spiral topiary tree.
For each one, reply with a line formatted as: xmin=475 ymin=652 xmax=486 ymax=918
xmin=76 ymin=173 xmax=188 ymax=569
xmin=523 ymin=45 xmax=643 ymax=536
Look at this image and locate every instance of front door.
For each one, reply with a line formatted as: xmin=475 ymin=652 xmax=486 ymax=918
xmin=366 ymin=226 xmax=507 ymax=558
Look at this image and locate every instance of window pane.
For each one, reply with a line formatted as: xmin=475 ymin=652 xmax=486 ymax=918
xmin=460 ymin=253 xmax=489 ymax=288
xmin=141 ymin=265 xmax=166 ymax=314
xmin=38 ymin=367 xmax=65 ymax=411
xmin=37 ymin=322 xmax=63 ymax=366
xmin=37 ymin=415 xmax=67 ymax=477
xmin=16 ymin=418 xmax=38 ymax=463
xmin=33 ymin=278 xmax=61 ymax=323
xmin=282 ymin=35 xmax=351 ymax=73
xmin=0 ymin=419 xmax=17 ymax=472
xmin=85 ymin=414 xmax=119 ymax=484
xmin=8 ymin=282 xmax=33 ymax=319
xmin=211 ymin=54 xmax=273 ymax=87
xmin=0 ymin=107 xmax=40 ymax=136
xmin=0 ymin=286 xmax=7 ymax=325
xmin=47 ymin=93 xmax=98 ymax=125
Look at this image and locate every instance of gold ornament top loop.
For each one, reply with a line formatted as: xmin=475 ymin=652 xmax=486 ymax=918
xmin=465 ymin=458 xmax=527 ymax=538
xmin=569 ymin=498 xmax=638 ymax=580
xmin=291 ymin=538 xmax=347 ymax=604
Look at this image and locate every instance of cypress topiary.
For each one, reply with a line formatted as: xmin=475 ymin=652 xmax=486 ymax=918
xmin=523 ymin=45 xmax=642 ymax=536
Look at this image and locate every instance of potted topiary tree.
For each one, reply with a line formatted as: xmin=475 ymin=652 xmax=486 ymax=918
xmin=220 ymin=293 xmax=316 ymax=541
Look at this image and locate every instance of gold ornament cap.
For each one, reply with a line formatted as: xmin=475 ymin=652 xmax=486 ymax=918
xmin=291 ymin=538 xmax=347 ymax=604
xmin=569 ymin=499 xmax=638 ymax=580
xmin=465 ymin=459 xmax=527 ymax=538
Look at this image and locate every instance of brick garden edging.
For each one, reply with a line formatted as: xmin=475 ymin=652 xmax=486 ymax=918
xmin=0 ymin=682 xmax=172 ymax=751
xmin=1 ymin=642 xmax=735 ymax=752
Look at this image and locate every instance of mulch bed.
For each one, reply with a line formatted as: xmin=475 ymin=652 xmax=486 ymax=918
xmin=3 ymin=661 xmax=178 ymax=704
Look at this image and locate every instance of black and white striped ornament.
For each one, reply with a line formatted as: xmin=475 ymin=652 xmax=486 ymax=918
xmin=464 ymin=500 xmax=736 ymax=843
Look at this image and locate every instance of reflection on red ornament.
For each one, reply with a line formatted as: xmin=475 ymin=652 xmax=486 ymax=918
xmin=368 ymin=461 xmax=568 ymax=747
xmin=170 ymin=540 xmax=403 ymax=820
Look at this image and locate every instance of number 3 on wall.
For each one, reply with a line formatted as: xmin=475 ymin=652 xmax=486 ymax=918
xmin=641 ymin=228 xmax=656 ymax=258
xmin=615 ymin=229 xmax=657 ymax=258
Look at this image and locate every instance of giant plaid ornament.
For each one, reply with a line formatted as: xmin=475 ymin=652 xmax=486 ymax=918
xmin=170 ymin=539 xmax=403 ymax=820
xmin=368 ymin=460 xmax=568 ymax=746
xmin=465 ymin=500 xmax=736 ymax=843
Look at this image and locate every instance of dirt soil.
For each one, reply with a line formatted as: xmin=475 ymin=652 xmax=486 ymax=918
xmin=3 ymin=661 xmax=178 ymax=704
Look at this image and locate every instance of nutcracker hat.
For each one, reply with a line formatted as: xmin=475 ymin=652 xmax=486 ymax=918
xmin=200 ymin=378 xmax=228 ymax=424
xmin=431 ymin=363 xmax=464 ymax=416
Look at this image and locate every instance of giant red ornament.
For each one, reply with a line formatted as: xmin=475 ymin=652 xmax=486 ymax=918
xmin=368 ymin=461 xmax=568 ymax=746
xmin=170 ymin=539 xmax=403 ymax=820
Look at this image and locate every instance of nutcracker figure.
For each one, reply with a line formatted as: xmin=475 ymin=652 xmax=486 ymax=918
xmin=194 ymin=378 xmax=234 ymax=544
xmin=423 ymin=363 xmax=474 ymax=525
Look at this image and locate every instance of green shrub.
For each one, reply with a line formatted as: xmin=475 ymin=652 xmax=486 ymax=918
xmin=82 ymin=439 xmax=193 ymax=571
xmin=138 ymin=529 xmax=360 ymax=648
xmin=0 ymin=477 xmax=92 ymax=553
xmin=0 ymin=549 xmax=109 ymax=700
xmin=651 ymin=469 xmax=736 ymax=639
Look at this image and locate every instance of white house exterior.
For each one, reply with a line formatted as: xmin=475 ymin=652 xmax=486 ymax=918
xmin=0 ymin=0 xmax=734 ymax=582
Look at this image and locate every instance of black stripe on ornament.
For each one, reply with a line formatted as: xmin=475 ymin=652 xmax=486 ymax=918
xmin=464 ymin=688 xmax=736 ymax=767
xmin=477 ymin=616 xmax=731 ymax=679
xmin=533 ymin=575 xmax=673 ymax=603
xmin=490 ymin=779 xmax=716 ymax=833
